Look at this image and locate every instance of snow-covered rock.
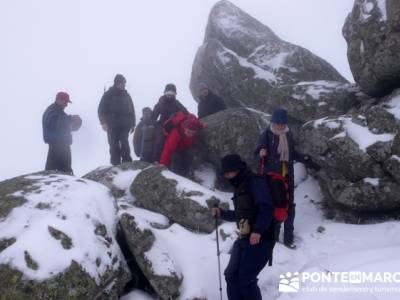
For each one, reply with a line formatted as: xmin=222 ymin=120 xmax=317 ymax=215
xmin=131 ymin=166 xmax=229 ymax=233
xmin=119 ymin=210 xmax=182 ymax=300
xmin=0 ymin=171 xmax=130 ymax=299
xmin=298 ymin=111 xmax=400 ymax=222
xmin=83 ymin=161 xmax=150 ymax=199
xmin=190 ymin=0 xmax=355 ymax=123
xmin=343 ymin=0 xmax=400 ymax=97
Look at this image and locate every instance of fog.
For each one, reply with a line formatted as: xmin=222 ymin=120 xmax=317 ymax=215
xmin=0 ymin=0 xmax=354 ymax=180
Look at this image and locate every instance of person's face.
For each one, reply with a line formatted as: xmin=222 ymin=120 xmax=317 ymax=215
xmin=184 ymin=128 xmax=196 ymax=138
xmin=224 ymin=170 xmax=239 ymax=179
xmin=165 ymin=91 xmax=176 ymax=99
xmin=200 ymin=88 xmax=209 ymax=98
xmin=143 ymin=111 xmax=151 ymax=120
xmin=273 ymin=123 xmax=287 ymax=131
xmin=56 ymin=98 xmax=68 ymax=109
xmin=116 ymin=82 xmax=126 ymax=90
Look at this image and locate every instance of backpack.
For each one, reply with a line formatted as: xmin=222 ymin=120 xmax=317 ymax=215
xmin=258 ymin=158 xmax=290 ymax=223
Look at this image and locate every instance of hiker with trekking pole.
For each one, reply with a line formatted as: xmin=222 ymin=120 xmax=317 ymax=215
xmin=255 ymin=108 xmax=320 ymax=250
xmin=211 ymin=154 xmax=275 ymax=300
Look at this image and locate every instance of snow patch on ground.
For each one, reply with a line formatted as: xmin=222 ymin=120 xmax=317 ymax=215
xmin=120 ymin=290 xmax=154 ymax=300
xmin=386 ymin=94 xmax=400 ymax=119
xmin=194 ymin=164 xmax=217 ymax=190
xmin=0 ymin=174 xmax=121 ymax=283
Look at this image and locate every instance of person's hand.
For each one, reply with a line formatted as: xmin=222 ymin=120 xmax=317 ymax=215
xmin=259 ymin=148 xmax=267 ymax=158
xmin=101 ymin=123 xmax=108 ymax=132
xmin=249 ymin=233 xmax=261 ymax=245
xmin=211 ymin=207 xmax=221 ymax=218
xmin=130 ymin=127 xmax=135 ymax=134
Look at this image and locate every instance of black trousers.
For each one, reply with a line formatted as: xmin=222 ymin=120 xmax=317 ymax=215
xmin=170 ymin=150 xmax=191 ymax=177
xmin=45 ymin=142 xmax=73 ymax=174
xmin=107 ymin=127 xmax=132 ymax=166
xmin=153 ymin=124 xmax=165 ymax=163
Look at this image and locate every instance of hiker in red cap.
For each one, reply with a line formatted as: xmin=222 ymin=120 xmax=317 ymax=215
xmin=42 ymin=92 xmax=82 ymax=174
xmin=159 ymin=111 xmax=203 ymax=176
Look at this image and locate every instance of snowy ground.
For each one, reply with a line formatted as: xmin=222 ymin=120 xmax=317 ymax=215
xmin=118 ymin=163 xmax=400 ymax=300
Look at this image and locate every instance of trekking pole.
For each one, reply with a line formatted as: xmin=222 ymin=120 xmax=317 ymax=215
xmin=214 ymin=204 xmax=223 ymax=300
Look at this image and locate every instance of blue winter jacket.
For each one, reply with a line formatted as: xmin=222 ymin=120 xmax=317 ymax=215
xmin=221 ymin=171 xmax=274 ymax=237
xmin=42 ymin=103 xmax=73 ymax=145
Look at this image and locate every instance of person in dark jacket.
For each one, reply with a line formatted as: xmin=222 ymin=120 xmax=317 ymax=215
xmin=255 ymin=108 xmax=320 ymax=249
xmin=151 ymin=84 xmax=188 ymax=161
xmin=197 ymin=83 xmax=226 ymax=119
xmin=212 ymin=154 xmax=274 ymax=300
xmin=42 ymin=92 xmax=81 ymax=174
xmin=98 ymin=74 xmax=136 ymax=166
xmin=133 ymin=107 xmax=157 ymax=163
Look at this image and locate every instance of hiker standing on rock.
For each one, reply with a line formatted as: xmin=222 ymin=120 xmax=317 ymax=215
xmin=211 ymin=154 xmax=275 ymax=300
xmin=197 ymin=83 xmax=226 ymax=119
xmin=98 ymin=74 xmax=136 ymax=166
xmin=133 ymin=107 xmax=157 ymax=163
xmin=255 ymin=108 xmax=320 ymax=249
xmin=42 ymin=92 xmax=82 ymax=174
xmin=151 ymin=84 xmax=188 ymax=161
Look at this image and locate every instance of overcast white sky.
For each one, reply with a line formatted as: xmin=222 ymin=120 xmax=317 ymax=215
xmin=0 ymin=0 xmax=354 ymax=181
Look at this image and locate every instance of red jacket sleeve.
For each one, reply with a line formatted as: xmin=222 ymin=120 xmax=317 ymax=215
xmin=159 ymin=128 xmax=181 ymax=166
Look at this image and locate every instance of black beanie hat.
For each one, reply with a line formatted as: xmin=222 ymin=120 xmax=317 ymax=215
xmin=220 ymin=154 xmax=246 ymax=174
xmin=114 ymin=74 xmax=126 ymax=85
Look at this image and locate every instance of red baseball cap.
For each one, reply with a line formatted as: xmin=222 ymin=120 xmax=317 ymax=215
xmin=56 ymin=92 xmax=72 ymax=103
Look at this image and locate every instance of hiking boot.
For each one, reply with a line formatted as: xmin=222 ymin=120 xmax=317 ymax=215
xmin=284 ymin=242 xmax=297 ymax=250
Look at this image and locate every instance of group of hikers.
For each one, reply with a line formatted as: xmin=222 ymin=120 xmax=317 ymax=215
xmin=42 ymin=73 xmax=320 ymax=300
xmin=42 ymin=74 xmax=226 ymax=177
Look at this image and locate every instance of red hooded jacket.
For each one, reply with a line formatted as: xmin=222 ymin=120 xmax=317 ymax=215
xmin=159 ymin=112 xmax=203 ymax=166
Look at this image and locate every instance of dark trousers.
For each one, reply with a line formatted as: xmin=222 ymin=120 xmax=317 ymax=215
xmin=107 ymin=127 xmax=132 ymax=166
xmin=45 ymin=142 xmax=73 ymax=174
xmin=276 ymin=201 xmax=296 ymax=244
xmin=153 ymin=124 xmax=165 ymax=162
xmin=140 ymin=152 xmax=154 ymax=164
xmin=170 ymin=150 xmax=191 ymax=177
xmin=224 ymin=238 xmax=271 ymax=300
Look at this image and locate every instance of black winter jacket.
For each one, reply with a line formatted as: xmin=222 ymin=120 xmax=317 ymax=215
xmin=98 ymin=86 xmax=136 ymax=129
xmin=198 ymin=92 xmax=226 ymax=119
xmin=152 ymin=95 xmax=188 ymax=125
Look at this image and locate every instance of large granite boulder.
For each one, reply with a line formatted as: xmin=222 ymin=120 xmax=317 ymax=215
xmin=343 ymin=0 xmax=400 ymax=97
xmin=194 ymin=107 xmax=268 ymax=173
xmin=83 ymin=161 xmax=150 ymax=199
xmin=190 ymin=0 xmax=355 ymax=122
xmin=298 ymin=105 xmax=399 ymax=222
xmin=0 ymin=172 xmax=130 ymax=299
xmin=130 ymin=166 xmax=229 ymax=233
xmin=119 ymin=209 xmax=182 ymax=300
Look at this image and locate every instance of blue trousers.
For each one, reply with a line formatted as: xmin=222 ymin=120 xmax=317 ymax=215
xmin=224 ymin=238 xmax=271 ymax=300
